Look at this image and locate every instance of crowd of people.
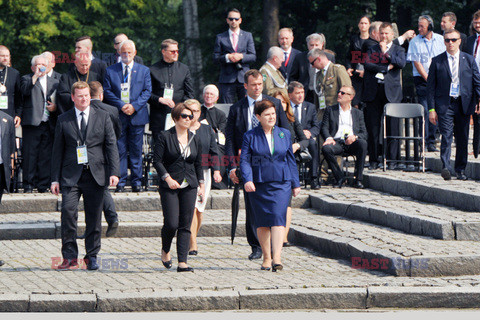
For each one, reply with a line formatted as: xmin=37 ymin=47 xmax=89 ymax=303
xmin=1 ymin=7 xmax=480 ymax=271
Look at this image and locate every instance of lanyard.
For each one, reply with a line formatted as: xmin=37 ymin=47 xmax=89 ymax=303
xmin=423 ymin=38 xmax=433 ymax=59
xmin=75 ymin=69 xmax=89 ymax=83
xmin=0 ymin=67 xmax=8 ymax=86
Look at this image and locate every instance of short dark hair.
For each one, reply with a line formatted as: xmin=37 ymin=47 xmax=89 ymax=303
xmin=89 ymin=81 xmax=103 ymax=97
xmin=75 ymin=36 xmax=91 ymax=43
xmin=444 ymin=28 xmax=461 ymax=37
xmin=161 ymin=39 xmax=179 ymax=50
xmin=254 ymin=100 xmax=276 ymax=116
xmin=227 ymin=8 xmax=241 ymax=17
xmin=288 ymin=81 xmax=304 ymax=93
xmin=380 ymin=22 xmax=393 ymax=31
xmin=171 ymin=103 xmax=193 ymax=121
xmin=474 ymin=10 xmax=480 ymax=21
xmin=443 ymin=12 xmax=457 ymax=23
xmin=244 ymin=69 xmax=262 ymax=84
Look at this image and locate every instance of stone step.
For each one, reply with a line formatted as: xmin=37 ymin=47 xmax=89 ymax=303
xmin=426 ymin=154 xmax=480 ymax=180
xmin=289 ymin=208 xmax=480 ymax=277
xmin=363 ymin=169 xmax=480 ymax=212
xmin=309 ymin=189 xmax=480 ymax=241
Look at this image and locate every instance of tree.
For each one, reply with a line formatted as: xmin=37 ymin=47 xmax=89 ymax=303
xmin=262 ymin=0 xmax=280 ymax=59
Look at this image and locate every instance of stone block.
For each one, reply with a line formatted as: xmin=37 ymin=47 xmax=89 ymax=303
xmin=29 ymin=294 xmax=96 ymax=312
xmin=455 ymin=222 xmax=480 ymax=241
xmin=0 ymin=294 xmax=29 ymax=312
xmin=0 ymin=223 xmax=56 ymax=240
xmin=410 ymin=255 xmax=480 ymax=277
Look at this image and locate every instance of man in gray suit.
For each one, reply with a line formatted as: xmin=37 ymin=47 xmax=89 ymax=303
xmin=0 ymin=110 xmax=16 ymax=267
xmin=51 ymin=81 xmax=120 ymax=270
xmin=20 ymin=54 xmax=59 ymax=193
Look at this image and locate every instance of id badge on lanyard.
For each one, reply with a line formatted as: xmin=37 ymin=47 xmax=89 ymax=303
xmin=164 ymin=83 xmax=174 ymax=100
xmin=77 ymin=142 xmax=88 ymax=164
xmin=0 ymin=95 xmax=7 ymax=110
xmin=121 ymin=83 xmax=130 ymax=103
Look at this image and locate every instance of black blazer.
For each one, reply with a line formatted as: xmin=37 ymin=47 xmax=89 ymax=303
xmin=50 ymin=71 xmax=62 ymax=80
xmin=363 ymin=43 xmax=406 ymax=103
xmin=148 ymin=59 xmax=195 ymax=131
xmin=289 ymin=51 xmax=310 ymax=90
xmin=199 ymin=104 xmax=227 ymax=134
xmin=153 ymin=127 xmax=203 ymax=189
xmin=90 ymin=99 xmax=122 ymax=139
xmin=287 ymin=118 xmax=309 ymax=151
xmin=321 ymin=104 xmax=368 ymax=142
xmin=279 ymin=48 xmax=301 ymax=81
xmin=194 ymin=124 xmax=220 ymax=171
xmin=225 ymin=94 xmax=290 ymax=161
xmin=57 ymin=68 xmax=102 ymax=114
xmin=297 ymin=101 xmax=320 ymax=137
xmin=20 ymin=74 xmax=59 ymax=126
xmin=104 ymin=53 xmax=144 ymax=67
xmin=0 ymin=111 xmax=15 ymax=192
xmin=0 ymin=66 xmax=22 ymax=118
xmin=464 ymin=34 xmax=479 ymax=56
xmin=51 ymin=107 xmax=120 ymax=187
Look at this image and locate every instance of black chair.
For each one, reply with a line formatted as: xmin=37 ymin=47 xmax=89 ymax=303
xmin=382 ymin=103 xmax=425 ymax=172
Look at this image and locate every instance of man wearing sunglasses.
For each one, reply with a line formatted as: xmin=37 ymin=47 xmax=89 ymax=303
xmin=104 ymin=33 xmax=144 ymax=67
xmin=213 ymin=8 xmax=256 ymax=103
xmin=427 ymin=29 xmax=480 ymax=181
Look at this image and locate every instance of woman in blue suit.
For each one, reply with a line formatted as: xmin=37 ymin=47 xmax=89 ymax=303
xmin=240 ymin=100 xmax=301 ymax=272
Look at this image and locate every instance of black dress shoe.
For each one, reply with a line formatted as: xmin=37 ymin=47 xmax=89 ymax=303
xmin=353 ymin=180 xmax=364 ymax=189
xmin=77 ymin=233 xmax=86 ymax=240
xmin=132 ymin=185 xmax=142 ymax=193
xmin=23 ymin=185 xmax=33 ymax=193
xmin=115 ymin=185 xmax=125 ymax=193
xmin=310 ymin=178 xmax=320 ymax=190
xmin=427 ymin=145 xmax=439 ymax=152
xmin=368 ymin=162 xmax=378 ymax=170
xmin=387 ymin=163 xmax=397 ymax=170
xmin=188 ymin=250 xmax=198 ymax=256
xmin=260 ymin=266 xmax=271 ymax=271
xmin=86 ymin=257 xmax=99 ymax=270
xmin=441 ymin=168 xmax=452 ymax=181
xmin=283 ymin=242 xmax=293 ymax=247
xmin=177 ymin=266 xmax=194 ymax=272
xmin=106 ymin=220 xmax=119 ymax=237
xmin=333 ymin=178 xmax=345 ymax=188
xmin=57 ymin=259 xmax=79 ymax=270
xmin=0 ymin=260 xmax=4 ymax=267
xmin=397 ymin=163 xmax=406 ymax=170
xmin=457 ymin=171 xmax=468 ymax=180
xmin=248 ymin=249 xmax=262 ymax=260
xmin=272 ymin=264 xmax=283 ymax=272
xmin=162 ymin=259 xmax=172 ymax=269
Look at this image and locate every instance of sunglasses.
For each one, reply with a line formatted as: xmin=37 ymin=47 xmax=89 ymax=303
xmin=310 ymin=57 xmax=318 ymax=66
xmin=338 ymin=90 xmax=352 ymax=96
xmin=444 ymin=38 xmax=459 ymax=43
xmin=228 ymin=17 xmax=240 ymax=21
xmin=180 ymin=114 xmax=194 ymax=120
xmin=166 ymin=50 xmax=179 ymax=54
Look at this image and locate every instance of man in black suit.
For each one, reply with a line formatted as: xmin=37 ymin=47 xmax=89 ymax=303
xmin=226 ymin=69 xmax=290 ymax=260
xmin=363 ymin=22 xmax=406 ymax=170
xmin=51 ymin=81 xmax=120 ymax=270
xmin=213 ymin=8 xmax=256 ymax=103
xmin=104 ymin=33 xmax=144 ymax=67
xmin=199 ymin=84 xmax=228 ymax=189
xmin=57 ymin=52 xmax=102 ymax=114
xmin=0 ymin=110 xmax=15 ymax=268
xmin=20 ymin=54 xmax=59 ymax=193
xmin=278 ymin=28 xmax=301 ymax=82
xmin=321 ymin=86 xmax=367 ymax=188
xmin=428 ymin=29 xmax=480 ymax=181
xmin=441 ymin=12 xmax=467 ymax=51
xmin=74 ymin=36 xmax=107 ymax=82
xmin=149 ymin=39 xmax=194 ymax=143
xmin=288 ymin=81 xmax=320 ymax=189
xmin=89 ymin=81 xmax=121 ymax=237
xmin=290 ymin=33 xmax=326 ymax=104
xmin=0 ymin=45 xmax=22 ymax=127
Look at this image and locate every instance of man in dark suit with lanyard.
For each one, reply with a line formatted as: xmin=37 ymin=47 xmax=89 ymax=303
xmin=428 ymin=29 xmax=480 ymax=181
xmin=226 ymin=69 xmax=290 ymax=260
xmin=51 ymin=81 xmax=120 ymax=270
xmin=0 ymin=45 xmax=22 ymax=127
xmin=213 ymin=8 xmax=256 ymax=103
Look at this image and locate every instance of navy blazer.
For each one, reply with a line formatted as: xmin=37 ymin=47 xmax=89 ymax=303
xmin=279 ymin=48 xmax=301 ymax=81
xmin=240 ymin=126 xmax=300 ymax=188
xmin=427 ymin=51 xmax=480 ymax=116
xmin=225 ymin=95 xmax=290 ymax=162
xmin=213 ymin=30 xmax=256 ymax=83
xmin=103 ymin=62 xmax=152 ymax=126
xmin=297 ymin=100 xmax=320 ymax=137
xmin=363 ymin=43 xmax=406 ymax=103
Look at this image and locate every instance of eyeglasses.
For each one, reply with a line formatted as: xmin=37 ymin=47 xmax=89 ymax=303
xmin=114 ymin=42 xmax=122 ymax=45
xmin=338 ymin=90 xmax=352 ymax=96
xmin=180 ymin=114 xmax=194 ymax=120
xmin=310 ymin=57 xmax=318 ymax=66
xmin=444 ymin=38 xmax=459 ymax=43
xmin=228 ymin=17 xmax=240 ymax=21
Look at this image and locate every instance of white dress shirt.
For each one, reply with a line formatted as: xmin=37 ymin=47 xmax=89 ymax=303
xmin=333 ymin=104 xmax=353 ymax=139
xmin=75 ymin=106 xmax=90 ymax=129
xmin=247 ymin=94 xmax=263 ymax=130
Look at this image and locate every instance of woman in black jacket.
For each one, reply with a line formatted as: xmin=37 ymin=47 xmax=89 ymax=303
xmin=153 ymin=103 xmax=205 ymax=272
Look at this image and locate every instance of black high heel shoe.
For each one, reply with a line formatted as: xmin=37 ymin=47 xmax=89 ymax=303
xmin=162 ymin=259 xmax=172 ymax=269
xmin=177 ymin=266 xmax=194 ymax=272
xmin=272 ymin=264 xmax=283 ymax=272
xmin=260 ymin=266 xmax=271 ymax=271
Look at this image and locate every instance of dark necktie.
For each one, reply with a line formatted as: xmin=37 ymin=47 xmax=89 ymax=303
xmin=80 ymin=112 xmax=87 ymax=142
xmin=294 ymin=105 xmax=300 ymax=120
xmin=124 ymin=65 xmax=129 ymax=83
xmin=251 ymin=102 xmax=260 ymax=128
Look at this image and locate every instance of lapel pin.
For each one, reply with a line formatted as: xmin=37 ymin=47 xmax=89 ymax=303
xmin=279 ymin=131 xmax=285 ymax=139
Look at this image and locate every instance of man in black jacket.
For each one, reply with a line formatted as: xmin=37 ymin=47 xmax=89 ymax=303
xmin=104 ymin=34 xmax=144 ymax=67
xmin=149 ymin=39 xmax=194 ymax=144
xmin=0 ymin=45 xmax=22 ymax=127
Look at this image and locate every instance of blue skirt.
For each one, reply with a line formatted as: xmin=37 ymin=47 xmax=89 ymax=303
xmin=249 ymin=181 xmax=291 ymax=227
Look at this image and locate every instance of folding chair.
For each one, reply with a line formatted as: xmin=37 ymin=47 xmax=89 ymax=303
xmin=383 ymin=103 xmax=425 ymax=172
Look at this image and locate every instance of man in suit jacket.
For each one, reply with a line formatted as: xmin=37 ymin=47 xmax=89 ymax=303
xmin=104 ymin=40 xmax=152 ymax=192
xmin=104 ymin=33 xmax=144 ymax=67
xmin=213 ymin=8 xmax=256 ymax=103
xmin=363 ymin=22 xmax=406 ymax=170
xmin=0 ymin=45 xmax=22 ymax=127
xmin=20 ymin=55 xmax=59 ymax=193
xmin=199 ymin=84 xmax=228 ymax=189
xmin=226 ymin=69 xmax=290 ymax=260
xmin=51 ymin=81 xmax=120 ymax=270
xmin=89 ymin=81 xmax=121 ymax=237
xmin=428 ymin=29 xmax=480 ymax=181
xmin=75 ymin=36 xmax=107 ymax=82
xmin=441 ymin=12 xmax=467 ymax=51
xmin=288 ymin=81 xmax=321 ymax=189
xmin=321 ymin=86 xmax=368 ymax=189
xmin=149 ymin=39 xmax=194 ymax=141
xmin=278 ymin=28 xmax=301 ymax=82
xmin=290 ymin=33 xmax=326 ymax=104
xmin=260 ymin=46 xmax=288 ymax=96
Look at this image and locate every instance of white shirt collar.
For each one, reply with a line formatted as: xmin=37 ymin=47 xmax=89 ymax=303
xmin=228 ymin=29 xmax=240 ymax=37
xmin=339 ymin=104 xmax=352 ymax=112
xmin=447 ymin=50 xmax=460 ymax=60
xmin=323 ymin=61 xmax=331 ymax=74
xmin=283 ymin=47 xmax=292 ymax=55
xmin=47 ymin=70 xmax=53 ymax=77
xmin=121 ymin=60 xmax=134 ymax=71
xmin=247 ymin=94 xmax=262 ymax=107
xmin=75 ymin=106 xmax=91 ymax=119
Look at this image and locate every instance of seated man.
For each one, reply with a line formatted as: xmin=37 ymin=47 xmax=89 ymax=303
xmin=321 ymin=85 xmax=367 ymax=188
